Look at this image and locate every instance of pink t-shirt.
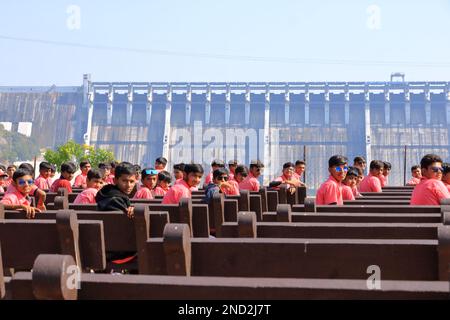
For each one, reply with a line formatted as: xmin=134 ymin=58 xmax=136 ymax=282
xmin=153 ymin=186 xmax=169 ymax=197
xmin=352 ymin=186 xmax=361 ymax=197
xmin=228 ymin=172 xmax=235 ymax=181
xmin=342 ymin=185 xmax=355 ymax=201
xmin=407 ymin=177 xmax=421 ymax=186
xmin=133 ymin=187 xmax=154 ymax=200
xmin=73 ymin=188 xmax=98 ymax=204
xmin=221 ymin=179 xmax=240 ymax=196
xmin=239 ymin=173 xmax=260 ymax=192
xmin=315 ymin=176 xmax=344 ymax=205
xmin=443 ymin=182 xmax=450 ymax=193
xmin=50 ymin=178 xmax=73 ymax=193
xmin=162 ymin=179 xmax=191 ymax=204
xmin=410 ymin=178 xmax=450 ymax=205
xmin=358 ymin=174 xmax=382 ymax=193
xmin=204 ymin=173 xmax=213 ymax=186
xmin=379 ymin=175 xmax=388 ymax=187
xmin=274 ymin=174 xmax=297 ymax=188
xmin=105 ymin=175 xmax=115 ymax=185
xmin=34 ymin=175 xmax=53 ymax=190
xmin=74 ymin=174 xmax=87 ymax=188
xmin=1 ymin=185 xmax=31 ymax=206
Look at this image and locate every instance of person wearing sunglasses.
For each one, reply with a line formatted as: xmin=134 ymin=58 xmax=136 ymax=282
xmin=239 ymin=160 xmax=264 ymax=192
xmin=315 ymin=155 xmax=348 ymax=205
xmin=1 ymin=168 xmax=41 ymax=218
xmin=202 ymin=168 xmax=237 ymax=204
xmin=358 ymin=160 xmax=384 ymax=193
xmin=410 ymin=154 xmax=450 ymax=205
xmin=163 ymin=164 xmax=204 ymax=204
xmin=132 ymin=168 xmax=158 ymax=200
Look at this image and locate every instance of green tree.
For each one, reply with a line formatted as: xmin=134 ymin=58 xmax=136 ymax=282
xmin=0 ymin=125 xmax=40 ymax=163
xmin=44 ymin=140 xmax=115 ymax=169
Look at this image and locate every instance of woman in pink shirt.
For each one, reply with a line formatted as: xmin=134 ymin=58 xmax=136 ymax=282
xmin=358 ymin=160 xmax=384 ymax=193
xmin=163 ymin=164 xmax=203 ymax=204
xmin=133 ymin=168 xmax=158 ymax=199
xmin=407 ymin=165 xmax=422 ymax=186
xmin=316 ymin=155 xmax=348 ymax=205
xmin=74 ymin=169 xmax=103 ymax=204
xmin=153 ymin=170 xmax=172 ymax=197
xmin=1 ymin=169 xmax=41 ymax=218
xmin=411 ymin=154 xmax=450 ymax=205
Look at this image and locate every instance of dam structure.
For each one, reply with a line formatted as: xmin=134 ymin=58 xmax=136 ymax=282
xmin=1 ymin=74 xmax=449 ymax=191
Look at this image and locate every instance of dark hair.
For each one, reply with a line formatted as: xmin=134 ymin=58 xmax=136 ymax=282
xmin=134 ymin=164 xmax=142 ymax=173
xmin=346 ymin=167 xmax=359 ymax=177
xmin=228 ymin=160 xmax=238 ymax=166
xmin=18 ymin=163 xmax=35 ymax=177
xmin=0 ymin=164 xmax=6 ymax=172
xmin=7 ymin=164 xmax=17 ymax=170
xmin=283 ymin=162 xmax=295 ymax=170
xmin=420 ymin=154 xmax=443 ymax=169
xmin=328 ymin=155 xmax=348 ymax=168
xmin=295 ymin=160 xmax=306 ymax=166
xmin=411 ymin=165 xmax=420 ymax=172
xmin=213 ymin=168 xmax=229 ymax=181
xmin=354 ymin=166 xmax=363 ymax=176
xmin=13 ymin=169 xmax=33 ymax=181
xmin=173 ymin=163 xmax=185 ymax=171
xmin=87 ymin=168 xmax=102 ymax=180
xmin=110 ymin=161 xmax=119 ymax=169
xmin=158 ymin=170 xmax=172 ymax=183
xmin=39 ymin=161 xmax=52 ymax=171
xmin=120 ymin=161 xmax=133 ymax=166
xmin=443 ymin=163 xmax=450 ymax=175
xmin=184 ymin=163 xmax=204 ymax=175
xmin=353 ymin=156 xmax=366 ymax=164
xmin=369 ymin=160 xmax=384 ymax=171
xmin=211 ymin=159 xmax=225 ymax=167
xmin=155 ymin=157 xmax=168 ymax=165
xmin=61 ymin=162 xmax=77 ymax=174
xmin=383 ymin=161 xmax=392 ymax=170
xmin=80 ymin=161 xmax=90 ymax=169
xmin=141 ymin=167 xmax=158 ymax=179
xmin=115 ymin=163 xmax=136 ymax=179
xmin=98 ymin=162 xmax=112 ymax=170
xmin=235 ymin=165 xmax=248 ymax=177
xmin=249 ymin=160 xmax=264 ymax=169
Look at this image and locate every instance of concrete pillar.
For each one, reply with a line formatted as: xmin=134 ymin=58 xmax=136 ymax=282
xmin=126 ymin=84 xmax=133 ymax=125
xmin=245 ymin=85 xmax=251 ymax=125
xmin=384 ymin=85 xmax=390 ymax=125
xmin=162 ymin=85 xmax=172 ymax=160
xmin=185 ymin=85 xmax=192 ymax=125
xmin=205 ymin=85 xmax=211 ymax=125
xmin=146 ymin=85 xmax=153 ymax=125
xmin=324 ymin=84 xmax=330 ymax=125
xmin=304 ymin=85 xmax=310 ymax=125
xmin=344 ymin=85 xmax=350 ymax=125
xmin=284 ymin=84 xmax=290 ymax=125
xmin=225 ymin=84 xmax=231 ymax=125
xmin=364 ymin=85 xmax=372 ymax=164
xmin=404 ymin=86 xmax=410 ymax=125
xmin=107 ymin=85 xmax=114 ymax=125
xmin=263 ymin=85 xmax=271 ymax=186
xmin=425 ymin=83 xmax=431 ymax=125
xmin=83 ymin=90 xmax=94 ymax=147
xmin=445 ymin=85 xmax=450 ymax=125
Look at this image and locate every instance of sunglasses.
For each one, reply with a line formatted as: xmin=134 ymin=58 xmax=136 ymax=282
xmin=334 ymin=166 xmax=349 ymax=172
xmin=18 ymin=179 xmax=34 ymax=186
xmin=145 ymin=169 xmax=159 ymax=175
xmin=431 ymin=167 xmax=444 ymax=173
xmin=218 ymin=176 xmax=229 ymax=181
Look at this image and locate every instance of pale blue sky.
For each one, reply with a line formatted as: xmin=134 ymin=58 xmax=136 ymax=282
xmin=0 ymin=0 xmax=449 ymax=85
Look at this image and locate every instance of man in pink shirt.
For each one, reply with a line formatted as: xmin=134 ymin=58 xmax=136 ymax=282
xmin=1 ymin=168 xmax=41 ymax=218
xmin=4 ymin=164 xmax=16 ymax=187
xmin=353 ymin=156 xmax=367 ymax=175
xmin=155 ymin=157 xmax=168 ymax=172
xmin=73 ymin=161 xmax=91 ymax=189
xmin=34 ymin=161 xmax=53 ymax=191
xmin=411 ymin=154 xmax=450 ymax=205
xmin=380 ymin=161 xmax=391 ymax=187
xmin=0 ymin=169 xmax=9 ymax=192
xmin=74 ymin=169 xmax=103 ymax=204
xmin=51 ymin=161 xmax=76 ymax=193
xmin=233 ymin=165 xmax=248 ymax=183
xmin=292 ymin=160 xmax=306 ymax=187
xmin=270 ymin=162 xmax=300 ymax=195
xmin=315 ymin=155 xmax=348 ymax=205
xmin=203 ymin=159 xmax=225 ymax=188
xmin=163 ymin=164 xmax=203 ymax=204
xmin=239 ymin=160 xmax=264 ymax=192
xmin=342 ymin=167 xmax=359 ymax=200
xmin=407 ymin=165 xmax=422 ymax=186
xmin=358 ymin=160 xmax=384 ymax=193
xmin=228 ymin=160 xmax=238 ymax=181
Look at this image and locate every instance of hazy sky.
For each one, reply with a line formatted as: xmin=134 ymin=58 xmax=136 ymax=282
xmin=0 ymin=0 xmax=449 ymax=85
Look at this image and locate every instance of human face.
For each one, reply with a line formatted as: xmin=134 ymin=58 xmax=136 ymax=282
xmin=355 ymin=161 xmax=366 ymax=171
xmin=442 ymin=172 xmax=450 ymax=185
xmin=62 ymin=171 xmax=74 ymax=181
xmin=282 ymin=167 xmax=294 ymax=179
xmin=81 ymin=164 xmax=91 ymax=174
xmin=40 ymin=168 xmax=52 ymax=179
xmin=159 ymin=180 xmax=170 ymax=189
xmin=142 ymin=174 xmax=158 ymax=189
xmin=229 ymin=165 xmax=237 ymax=174
xmin=173 ymin=169 xmax=184 ymax=180
xmin=412 ymin=168 xmax=422 ymax=179
xmin=295 ymin=164 xmax=305 ymax=176
xmin=235 ymin=173 xmax=246 ymax=183
xmin=251 ymin=166 xmax=263 ymax=178
xmin=370 ymin=167 xmax=383 ymax=177
xmin=186 ymin=172 xmax=203 ymax=188
xmin=13 ymin=174 xmax=34 ymax=195
xmin=7 ymin=166 xmax=16 ymax=178
xmin=213 ymin=174 xmax=229 ymax=186
xmin=155 ymin=162 xmax=165 ymax=170
xmin=344 ymin=175 xmax=357 ymax=188
xmin=422 ymin=162 xmax=443 ymax=180
xmin=357 ymin=175 xmax=364 ymax=185
xmin=87 ymin=178 xmax=103 ymax=190
xmin=329 ymin=164 xmax=348 ymax=182
xmin=114 ymin=174 xmax=137 ymax=195
xmin=383 ymin=167 xmax=391 ymax=177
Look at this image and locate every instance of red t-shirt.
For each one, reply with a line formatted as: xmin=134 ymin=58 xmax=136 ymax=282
xmin=50 ymin=178 xmax=73 ymax=193
xmin=315 ymin=176 xmax=344 ymax=205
